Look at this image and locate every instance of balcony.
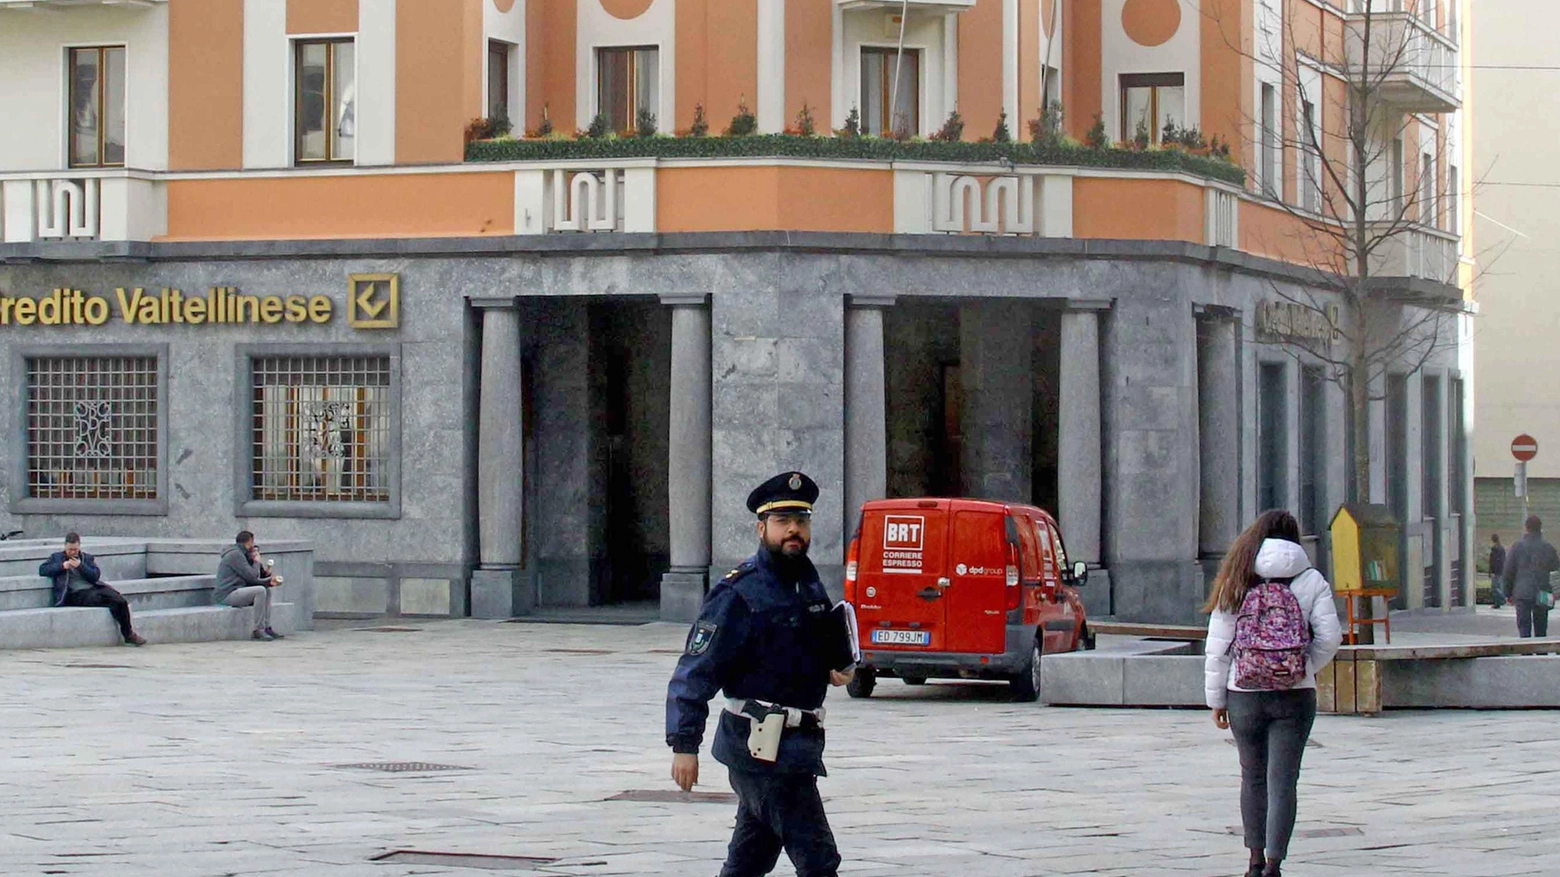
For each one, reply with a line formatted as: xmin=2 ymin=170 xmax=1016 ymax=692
xmin=0 ymin=0 xmax=165 ymax=8
xmin=1345 ymin=10 xmax=1460 ymax=114
xmin=1369 ymin=223 xmax=1459 ymax=284
xmin=0 ymin=171 xmax=166 ymax=244
xmin=836 ymin=0 xmax=975 ymax=13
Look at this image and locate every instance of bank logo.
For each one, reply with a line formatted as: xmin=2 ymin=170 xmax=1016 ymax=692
xmin=348 ymin=273 xmax=399 ymax=329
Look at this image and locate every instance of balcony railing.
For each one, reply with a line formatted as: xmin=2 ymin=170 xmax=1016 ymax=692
xmin=1370 ymin=223 xmax=1459 ymax=283
xmin=0 ymin=0 xmax=166 ymax=8
xmin=836 ymin=0 xmax=975 ymax=13
xmin=0 ymin=171 xmax=166 ymax=244
xmin=1345 ymin=10 xmax=1460 ymax=113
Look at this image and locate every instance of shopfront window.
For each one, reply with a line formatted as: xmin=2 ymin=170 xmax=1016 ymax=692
xmin=26 ymin=354 xmax=159 ymax=500
xmin=250 ymin=355 xmax=391 ymax=503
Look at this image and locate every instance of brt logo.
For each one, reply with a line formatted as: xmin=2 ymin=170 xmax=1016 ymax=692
xmin=883 ymin=516 xmax=926 ymax=551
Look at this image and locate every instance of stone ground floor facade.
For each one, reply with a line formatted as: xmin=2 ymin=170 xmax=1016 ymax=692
xmin=0 ymin=234 xmax=1474 ymax=623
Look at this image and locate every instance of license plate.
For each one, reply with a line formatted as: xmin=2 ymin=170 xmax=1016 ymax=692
xmin=871 ymin=629 xmax=930 ymax=646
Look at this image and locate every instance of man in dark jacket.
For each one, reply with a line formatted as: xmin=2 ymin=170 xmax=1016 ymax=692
xmin=1502 ymin=517 xmax=1560 ymax=638
xmin=214 ymin=530 xmax=284 ymax=641
xmin=39 ymin=532 xmax=145 ymax=646
xmin=1490 ymin=534 xmax=1508 ymax=608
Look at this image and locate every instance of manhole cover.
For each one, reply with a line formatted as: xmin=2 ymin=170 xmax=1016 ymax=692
xmin=543 ymin=648 xmax=613 ymax=655
xmin=63 ymin=663 xmax=132 ymax=670
xmin=355 ymin=626 xmax=423 ymax=633
xmin=1219 ymin=825 xmax=1362 ymax=838
xmin=335 ymin=762 xmax=472 ymax=773
xmin=371 ymin=850 xmax=557 ymax=870
xmin=607 ymin=789 xmax=738 ymax=804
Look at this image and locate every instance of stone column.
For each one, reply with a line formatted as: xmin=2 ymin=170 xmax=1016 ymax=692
xmin=844 ymin=297 xmax=892 ymax=546
xmin=1058 ymin=305 xmax=1104 ymax=566
xmin=470 ymin=297 xmax=528 ymax=619
xmin=660 ymin=295 xmax=712 ymax=623
xmin=1197 ymin=312 xmax=1240 ymax=558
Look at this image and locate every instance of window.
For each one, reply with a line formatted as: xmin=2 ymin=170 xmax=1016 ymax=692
xmin=250 ymin=355 xmax=391 ymax=503
xmin=1447 ymin=165 xmax=1459 ymax=234
xmin=1387 ymin=373 xmax=1408 ymax=521
xmin=1119 ymin=73 xmax=1184 ymax=144
xmin=25 ymin=354 xmax=158 ymax=501
xmin=1420 ymin=150 xmax=1435 ymax=225
xmin=1260 ymin=83 xmax=1278 ymax=196
xmin=1423 ymin=374 xmax=1443 ymax=521
xmin=1300 ymin=95 xmax=1322 ymax=212
xmin=1389 ymin=137 xmax=1405 ymax=216
xmin=68 ymin=46 xmax=126 ymax=168
xmin=295 ymin=39 xmax=355 ymax=163
xmin=1258 ymin=362 xmax=1288 ymax=511
xmin=1299 ymin=366 xmax=1326 ymax=535
xmin=597 ymin=46 xmax=658 ymax=134
xmin=861 ymin=47 xmax=920 ymax=137
xmin=488 ymin=40 xmax=512 ymax=122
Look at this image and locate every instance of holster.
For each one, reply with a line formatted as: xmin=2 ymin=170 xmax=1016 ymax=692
xmin=726 ymin=698 xmax=822 ymax=763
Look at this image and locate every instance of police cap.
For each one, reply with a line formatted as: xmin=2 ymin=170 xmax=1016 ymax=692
xmin=746 ymin=471 xmax=819 ymax=517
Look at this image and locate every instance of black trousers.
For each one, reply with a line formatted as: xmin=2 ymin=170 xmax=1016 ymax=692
xmin=1227 ymin=689 xmax=1317 ymax=861
xmin=1515 ymin=599 xmax=1550 ymax=638
xmin=720 ymin=769 xmax=840 ymax=877
xmin=63 ymin=585 xmax=134 ymax=638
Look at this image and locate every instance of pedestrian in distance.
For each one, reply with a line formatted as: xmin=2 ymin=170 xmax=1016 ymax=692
xmin=665 ymin=471 xmax=855 ymax=877
xmin=39 ymin=532 xmax=147 ymax=646
xmin=1204 ymin=510 xmax=1342 ymax=877
xmin=1489 ymin=533 xmax=1507 ymax=609
xmin=215 ymin=530 xmax=286 ymax=641
xmin=1501 ymin=516 xmax=1560 ymax=638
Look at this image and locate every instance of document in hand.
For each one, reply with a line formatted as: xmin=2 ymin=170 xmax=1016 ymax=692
xmin=824 ymin=601 xmax=862 ymax=671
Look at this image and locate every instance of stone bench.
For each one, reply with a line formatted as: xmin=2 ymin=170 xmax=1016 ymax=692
xmin=0 ymin=574 xmax=220 ymax=612
xmin=1040 ymin=639 xmax=1205 ymax=707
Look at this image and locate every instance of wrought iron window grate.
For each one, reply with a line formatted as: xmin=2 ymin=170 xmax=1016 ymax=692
xmin=251 ymin=355 xmax=391 ymax=503
xmin=26 ymin=356 xmax=158 ymax=500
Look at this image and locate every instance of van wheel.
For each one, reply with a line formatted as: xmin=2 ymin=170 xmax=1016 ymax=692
xmin=846 ymin=666 xmax=876 ymax=699
xmin=1009 ymin=639 xmax=1042 ymax=703
xmin=902 ymin=676 xmax=926 ymax=686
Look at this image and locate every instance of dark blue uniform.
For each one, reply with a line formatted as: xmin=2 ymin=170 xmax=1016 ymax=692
xmin=666 ymin=548 xmax=842 ymax=877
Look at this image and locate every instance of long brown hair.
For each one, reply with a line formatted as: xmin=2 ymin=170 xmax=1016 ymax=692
xmin=1202 ymin=509 xmax=1304 ymax=614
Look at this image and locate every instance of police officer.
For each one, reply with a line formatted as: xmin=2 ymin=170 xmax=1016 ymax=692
xmin=666 ymin=471 xmax=854 ymax=877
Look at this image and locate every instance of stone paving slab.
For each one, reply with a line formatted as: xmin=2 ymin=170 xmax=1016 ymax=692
xmin=0 ymin=619 xmax=1552 ymax=876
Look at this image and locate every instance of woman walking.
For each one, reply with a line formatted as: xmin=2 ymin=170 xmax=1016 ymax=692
xmin=1204 ymin=511 xmax=1342 ymax=877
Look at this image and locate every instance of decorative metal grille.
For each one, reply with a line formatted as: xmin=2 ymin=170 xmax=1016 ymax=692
xmin=26 ymin=356 xmax=158 ymax=500
xmin=251 ymin=355 xmax=391 ymax=502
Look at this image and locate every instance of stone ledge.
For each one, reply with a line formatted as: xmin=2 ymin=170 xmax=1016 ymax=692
xmin=0 ymin=603 xmax=297 ymax=650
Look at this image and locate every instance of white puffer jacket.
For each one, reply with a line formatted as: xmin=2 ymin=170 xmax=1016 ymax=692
xmin=1204 ymin=538 xmax=1343 ymax=709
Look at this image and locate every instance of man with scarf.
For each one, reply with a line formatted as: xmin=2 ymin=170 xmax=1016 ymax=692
xmin=665 ymin=471 xmax=854 ymax=877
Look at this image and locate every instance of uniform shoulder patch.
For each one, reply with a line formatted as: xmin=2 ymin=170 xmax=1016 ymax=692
xmin=686 ymin=620 xmax=719 ymax=656
xmin=721 ymin=562 xmax=756 ymax=584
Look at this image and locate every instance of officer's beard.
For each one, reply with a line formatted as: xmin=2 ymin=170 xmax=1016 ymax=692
xmin=762 ymin=534 xmax=811 ymax=581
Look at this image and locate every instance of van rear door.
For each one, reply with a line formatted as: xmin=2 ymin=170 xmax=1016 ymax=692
xmin=941 ymin=507 xmax=1010 ymax=654
xmin=857 ymin=505 xmax=949 ymax=651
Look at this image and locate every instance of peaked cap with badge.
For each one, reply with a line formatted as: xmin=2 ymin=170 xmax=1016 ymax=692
xmin=746 ymin=471 xmax=819 ymax=517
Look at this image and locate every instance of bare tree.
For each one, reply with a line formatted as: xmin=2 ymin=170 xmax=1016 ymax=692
xmin=1211 ymin=0 xmax=1466 ymax=504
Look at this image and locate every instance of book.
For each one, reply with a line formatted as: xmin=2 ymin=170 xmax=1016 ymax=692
xmin=824 ymin=601 xmax=862 ymax=671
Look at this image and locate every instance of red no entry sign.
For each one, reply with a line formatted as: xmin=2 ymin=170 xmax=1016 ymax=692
xmin=1512 ymin=434 xmax=1539 ymax=462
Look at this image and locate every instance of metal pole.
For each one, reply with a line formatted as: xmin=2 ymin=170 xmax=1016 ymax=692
xmin=889 ymin=0 xmax=909 ymax=136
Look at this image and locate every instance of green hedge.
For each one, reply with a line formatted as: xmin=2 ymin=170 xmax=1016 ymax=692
xmin=466 ymin=134 xmax=1247 ymax=186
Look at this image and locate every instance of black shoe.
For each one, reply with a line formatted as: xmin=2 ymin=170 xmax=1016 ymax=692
xmin=263 ymin=628 xmax=285 ymax=640
xmin=125 ymin=632 xmax=147 ymax=646
xmin=252 ymin=629 xmax=274 ymax=641
xmin=1245 ymin=864 xmax=1265 ymax=877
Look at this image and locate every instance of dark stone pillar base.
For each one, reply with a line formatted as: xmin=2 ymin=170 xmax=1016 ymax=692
xmin=660 ymin=570 xmax=708 ymax=623
xmin=471 ymin=567 xmax=531 ymax=619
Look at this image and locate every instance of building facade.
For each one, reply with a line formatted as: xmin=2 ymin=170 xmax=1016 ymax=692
xmin=1471 ymin=0 xmax=1560 ymax=558
xmin=0 ymin=0 xmax=1473 ymax=623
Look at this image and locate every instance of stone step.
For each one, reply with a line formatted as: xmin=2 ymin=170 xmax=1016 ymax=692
xmin=0 ymin=602 xmax=297 ymax=650
xmin=0 ymin=574 xmax=218 ymax=612
xmin=0 ymin=538 xmax=152 ymax=580
xmin=1040 ymin=642 xmax=1205 ymax=707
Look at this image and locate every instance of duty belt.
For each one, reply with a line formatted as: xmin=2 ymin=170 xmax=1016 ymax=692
xmin=725 ymin=698 xmax=825 ymax=729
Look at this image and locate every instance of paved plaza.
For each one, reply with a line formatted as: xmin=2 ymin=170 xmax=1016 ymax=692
xmin=0 ymin=618 xmax=1551 ymax=877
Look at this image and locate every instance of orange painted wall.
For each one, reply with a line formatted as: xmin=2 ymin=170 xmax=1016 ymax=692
xmin=959 ymin=0 xmax=1005 ymax=137
xmin=1201 ymin=0 xmax=1250 ymax=170
xmin=1072 ymin=178 xmax=1205 ymax=242
xmin=656 ymin=167 xmax=894 ymax=233
xmin=168 ymin=0 xmax=244 ymax=171
xmin=287 ymin=0 xmax=357 ymax=35
xmin=1020 ymin=0 xmax=1042 ymax=128
xmin=527 ymin=0 xmax=576 ymax=133
xmin=786 ymin=0 xmax=833 ymax=127
xmin=162 ymin=173 xmax=515 ymax=240
xmin=1240 ymin=199 xmax=1344 ymax=267
xmin=676 ymin=0 xmax=758 ymax=133
xmin=1066 ymin=0 xmax=1102 ymax=141
xmin=396 ymin=0 xmax=482 ymax=163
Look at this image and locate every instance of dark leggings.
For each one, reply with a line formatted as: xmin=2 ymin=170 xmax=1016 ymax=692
xmin=63 ymin=584 xmax=134 ymax=638
xmin=1227 ymin=688 xmax=1317 ymax=861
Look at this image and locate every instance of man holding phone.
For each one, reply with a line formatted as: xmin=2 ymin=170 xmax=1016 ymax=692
xmin=215 ymin=530 xmax=285 ymax=641
xmin=40 ymin=532 xmax=146 ymax=646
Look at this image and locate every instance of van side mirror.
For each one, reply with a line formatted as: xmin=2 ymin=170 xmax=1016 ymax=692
xmin=1071 ymin=560 xmax=1088 ymax=585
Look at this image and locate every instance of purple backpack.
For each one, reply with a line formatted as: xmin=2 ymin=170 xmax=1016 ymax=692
xmin=1231 ymin=579 xmax=1311 ymax=690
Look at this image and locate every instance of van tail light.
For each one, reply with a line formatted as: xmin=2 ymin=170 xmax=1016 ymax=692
xmin=1005 ymin=543 xmax=1021 ymax=611
xmin=844 ymin=536 xmax=861 ymax=603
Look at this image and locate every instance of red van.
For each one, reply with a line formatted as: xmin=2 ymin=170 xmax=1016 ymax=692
xmin=842 ymin=498 xmax=1092 ymax=702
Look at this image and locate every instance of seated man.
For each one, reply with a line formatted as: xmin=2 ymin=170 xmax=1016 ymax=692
xmin=40 ymin=532 xmax=146 ymax=646
xmin=215 ymin=531 xmax=285 ymax=641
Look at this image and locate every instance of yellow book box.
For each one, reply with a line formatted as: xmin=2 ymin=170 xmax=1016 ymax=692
xmin=1329 ymin=503 xmax=1401 ymax=592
